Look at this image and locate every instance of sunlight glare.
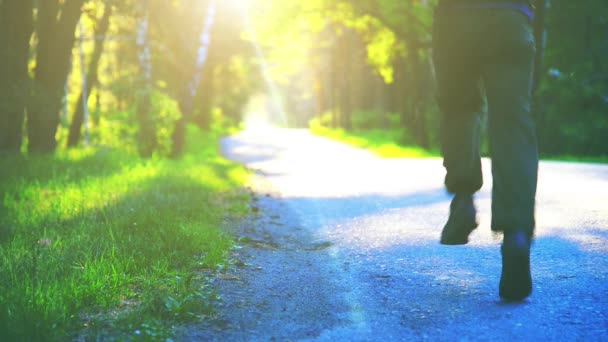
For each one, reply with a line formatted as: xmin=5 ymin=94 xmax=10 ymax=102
xmin=222 ymin=0 xmax=251 ymax=12
xmin=230 ymin=0 xmax=287 ymax=128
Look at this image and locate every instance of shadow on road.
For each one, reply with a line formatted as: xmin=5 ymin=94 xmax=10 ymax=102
xmin=185 ymin=129 xmax=608 ymax=340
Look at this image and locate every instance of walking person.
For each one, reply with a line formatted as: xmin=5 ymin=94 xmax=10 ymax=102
xmin=432 ymin=0 xmax=538 ymax=301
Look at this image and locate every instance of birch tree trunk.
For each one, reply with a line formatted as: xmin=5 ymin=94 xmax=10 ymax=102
xmin=170 ymin=1 xmax=216 ymax=158
xmin=135 ymin=0 xmax=156 ymax=157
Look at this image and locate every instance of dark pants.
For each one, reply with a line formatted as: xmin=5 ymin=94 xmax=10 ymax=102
xmin=432 ymin=7 xmax=538 ymax=235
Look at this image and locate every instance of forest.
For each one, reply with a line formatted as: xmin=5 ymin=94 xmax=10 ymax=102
xmin=0 ymin=0 xmax=607 ymax=340
xmin=0 ymin=0 xmax=606 ymax=158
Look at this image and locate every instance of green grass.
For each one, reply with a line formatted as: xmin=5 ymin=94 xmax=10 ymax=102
xmin=310 ymin=122 xmax=439 ymax=159
xmin=0 ymin=126 xmax=250 ymax=341
xmin=542 ymin=155 xmax=608 ymax=164
xmin=311 ymin=122 xmax=608 ymax=164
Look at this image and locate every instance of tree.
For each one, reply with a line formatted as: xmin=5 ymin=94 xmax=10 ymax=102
xmin=536 ymin=0 xmax=608 ymax=156
xmin=28 ymin=0 xmax=86 ymax=153
xmin=134 ymin=0 xmax=156 ymax=157
xmin=0 ymin=0 xmax=34 ymax=153
xmin=67 ymin=2 xmax=114 ymax=147
xmin=169 ymin=0 xmax=216 ymax=158
xmin=532 ymin=0 xmax=548 ymax=93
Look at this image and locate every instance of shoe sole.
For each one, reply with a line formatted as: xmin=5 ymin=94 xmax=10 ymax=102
xmin=440 ymin=222 xmax=478 ymax=245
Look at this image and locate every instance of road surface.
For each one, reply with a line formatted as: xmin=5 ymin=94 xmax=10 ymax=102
xmin=181 ymin=128 xmax=608 ymax=341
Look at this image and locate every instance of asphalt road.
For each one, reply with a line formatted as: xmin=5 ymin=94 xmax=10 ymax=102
xmin=181 ymin=128 xmax=608 ymax=341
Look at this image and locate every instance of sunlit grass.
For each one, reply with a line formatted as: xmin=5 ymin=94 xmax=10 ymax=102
xmin=542 ymin=155 xmax=608 ymax=164
xmin=310 ymin=121 xmax=608 ymax=164
xmin=309 ymin=120 xmax=439 ymax=159
xmin=0 ymin=126 xmax=250 ymax=340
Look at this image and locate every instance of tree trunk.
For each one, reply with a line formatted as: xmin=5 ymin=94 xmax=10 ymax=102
xmin=532 ymin=0 xmax=547 ymax=93
xmin=393 ymin=56 xmax=408 ymax=131
xmin=328 ymin=27 xmax=343 ymax=129
xmin=403 ymin=42 xmax=430 ymax=148
xmin=170 ymin=95 xmax=191 ymax=159
xmin=171 ymin=1 xmax=216 ymax=158
xmin=28 ymin=0 xmax=85 ymax=153
xmin=0 ymin=0 xmax=34 ymax=153
xmin=192 ymin=69 xmax=214 ymax=130
xmin=339 ymin=31 xmax=353 ymax=130
xmin=313 ymin=66 xmax=326 ymax=119
xmin=67 ymin=4 xmax=113 ymax=147
xmin=135 ymin=1 xmax=156 ymax=158
xmin=359 ymin=63 xmax=376 ymax=116
xmin=136 ymin=96 xmax=156 ymax=157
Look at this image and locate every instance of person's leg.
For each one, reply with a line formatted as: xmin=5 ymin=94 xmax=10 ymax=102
xmin=440 ymin=107 xmax=484 ymax=195
xmin=482 ymin=12 xmax=538 ymax=238
xmin=433 ymin=10 xmax=484 ymax=245
xmin=482 ymin=10 xmax=537 ymax=301
xmin=434 ymin=73 xmax=483 ymax=246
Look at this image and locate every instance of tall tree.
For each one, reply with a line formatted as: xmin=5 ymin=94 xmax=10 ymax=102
xmin=67 ymin=3 xmax=113 ymax=147
xmin=28 ymin=0 xmax=86 ymax=153
xmin=0 ymin=0 xmax=34 ymax=153
xmin=338 ymin=29 xmax=354 ymax=130
xmin=532 ymin=0 xmax=548 ymax=93
xmin=135 ymin=0 xmax=156 ymax=157
xmin=170 ymin=0 xmax=216 ymax=158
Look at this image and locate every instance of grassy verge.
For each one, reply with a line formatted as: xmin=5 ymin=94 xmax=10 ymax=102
xmin=310 ymin=122 xmax=439 ymax=159
xmin=0 ymin=126 xmax=250 ymax=340
xmin=311 ymin=124 xmax=608 ymax=164
xmin=542 ymin=155 xmax=608 ymax=164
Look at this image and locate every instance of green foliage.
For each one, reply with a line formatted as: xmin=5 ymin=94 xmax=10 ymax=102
xmin=297 ymin=0 xmax=607 ymax=159
xmin=536 ymin=0 xmax=608 ymax=157
xmin=0 ymin=125 xmax=250 ymax=340
xmin=365 ymin=24 xmax=399 ymax=84
xmin=3 ymin=0 xmax=606 ymax=158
